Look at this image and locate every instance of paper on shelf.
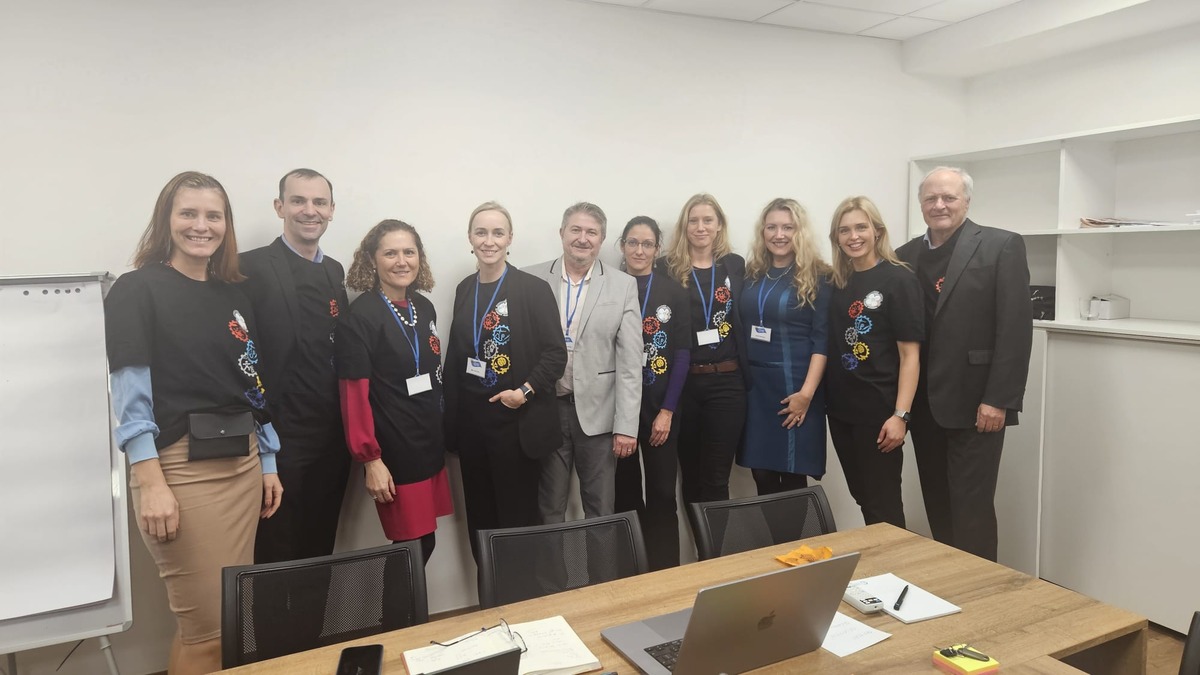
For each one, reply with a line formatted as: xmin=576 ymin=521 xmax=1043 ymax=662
xmin=821 ymin=611 xmax=890 ymax=657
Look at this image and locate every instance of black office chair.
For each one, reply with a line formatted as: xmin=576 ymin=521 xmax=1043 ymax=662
xmin=220 ymin=541 xmax=428 ymax=668
xmin=475 ymin=511 xmax=649 ymax=609
xmin=1181 ymin=611 xmax=1200 ymax=675
xmin=686 ymin=485 xmax=837 ymax=560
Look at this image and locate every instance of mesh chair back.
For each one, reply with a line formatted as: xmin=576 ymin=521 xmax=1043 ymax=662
xmin=475 ymin=511 xmax=648 ymax=609
xmin=1182 ymin=611 xmax=1200 ymax=675
xmin=686 ymin=485 xmax=836 ymax=560
xmin=221 ymin=541 xmax=428 ymax=668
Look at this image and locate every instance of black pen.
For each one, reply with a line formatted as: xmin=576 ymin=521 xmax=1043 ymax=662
xmin=893 ymin=584 xmax=909 ymax=611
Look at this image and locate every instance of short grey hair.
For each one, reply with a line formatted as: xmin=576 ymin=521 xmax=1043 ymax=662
xmin=919 ymin=166 xmax=974 ymax=200
xmin=561 ymin=202 xmax=608 ymax=239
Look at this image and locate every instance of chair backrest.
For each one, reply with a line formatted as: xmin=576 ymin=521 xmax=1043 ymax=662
xmin=1182 ymin=611 xmax=1200 ymax=675
xmin=475 ymin=511 xmax=649 ymax=609
xmin=686 ymin=485 xmax=837 ymax=561
xmin=220 ymin=541 xmax=428 ymax=668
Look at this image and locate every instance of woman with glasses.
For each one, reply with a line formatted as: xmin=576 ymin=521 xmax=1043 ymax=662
xmin=338 ymin=220 xmax=452 ymax=563
xmin=613 ymin=216 xmax=691 ymax=570
xmin=665 ymin=194 xmax=748 ymax=504
xmin=736 ymin=198 xmax=833 ymax=495
xmin=826 ymin=196 xmax=921 ymax=527
xmin=443 ymin=202 xmax=567 ymax=561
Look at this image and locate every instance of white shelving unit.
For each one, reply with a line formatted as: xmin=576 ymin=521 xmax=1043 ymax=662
xmin=908 ymin=116 xmax=1200 ymax=634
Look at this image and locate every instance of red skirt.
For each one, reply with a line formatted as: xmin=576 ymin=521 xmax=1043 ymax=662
xmin=376 ymin=467 xmax=453 ymax=541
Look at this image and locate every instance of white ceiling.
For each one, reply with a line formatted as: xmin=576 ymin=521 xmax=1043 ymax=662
xmin=579 ymin=0 xmax=1023 ymax=41
xmin=571 ymin=0 xmax=1200 ymax=77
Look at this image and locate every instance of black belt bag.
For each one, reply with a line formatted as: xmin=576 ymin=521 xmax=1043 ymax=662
xmin=187 ymin=411 xmax=254 ymax=461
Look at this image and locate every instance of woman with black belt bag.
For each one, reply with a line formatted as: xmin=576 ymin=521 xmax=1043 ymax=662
xmin=105 ymin=171 xmax=282 ymax=675
xmin=665 ymin=193 xmax=748 ymax=504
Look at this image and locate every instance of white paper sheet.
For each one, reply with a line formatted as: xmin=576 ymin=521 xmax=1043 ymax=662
xmin=821 ymin=611 xmax=891 ymax=657
xmin=0 ymin=282 xmax=116 ymax=621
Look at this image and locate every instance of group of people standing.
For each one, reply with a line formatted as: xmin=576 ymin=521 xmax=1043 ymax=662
xmin=105 ymin=166 xmax=1031 ymax=674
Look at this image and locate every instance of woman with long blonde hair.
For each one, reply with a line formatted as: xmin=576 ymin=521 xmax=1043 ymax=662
xmin=664 ymin=193 xmax=748 ymax=504
xmin=737 ymin=198 xmax=833 ymax=494
xmin=825 ymin=196 xmax=921 ymax=527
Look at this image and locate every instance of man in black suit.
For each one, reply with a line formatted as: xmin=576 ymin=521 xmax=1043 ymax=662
xmin=241 ymin=168 xmax=350 ymax=564
xmin=896 ymin=166 xmax=1032 ymax=561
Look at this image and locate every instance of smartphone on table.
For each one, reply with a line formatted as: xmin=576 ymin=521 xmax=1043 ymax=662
xmin=336 ymin=644 xmax=383 ymax=675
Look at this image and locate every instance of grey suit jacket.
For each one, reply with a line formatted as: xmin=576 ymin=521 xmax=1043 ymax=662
xmin=523 ymin=257 xmax=643 ymax=438
xmin=896 ymin=219 xmax=1032 ymax=429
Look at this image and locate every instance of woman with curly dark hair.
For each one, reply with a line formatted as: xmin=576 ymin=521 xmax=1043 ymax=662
xmin=338 ymin=219 xmax=451 ymax=562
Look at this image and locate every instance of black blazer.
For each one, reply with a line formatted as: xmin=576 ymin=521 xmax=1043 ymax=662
xmin=443 ymin=264 xmax=567 ymax=460
xmin=239 ymin=237 xmax=349 ymax=395
xmin=896 ymin=219 xmax=1032 ymax=428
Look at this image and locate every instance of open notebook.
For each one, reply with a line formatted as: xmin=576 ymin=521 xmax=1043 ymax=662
xmin=849 ymin=573 xmax=960 ymax=624
xmin=403 ymin=615 xmax=600 ymax=675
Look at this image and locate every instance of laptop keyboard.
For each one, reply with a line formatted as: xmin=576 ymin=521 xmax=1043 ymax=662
xmin=644 ymin=639 xmax=683 ymax=671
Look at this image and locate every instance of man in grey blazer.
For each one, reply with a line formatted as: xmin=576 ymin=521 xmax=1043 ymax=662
xmin=525 ymin=202 xmax=643 ymax=523
xmin=896 ymin=166 xmax=1032 ymax=562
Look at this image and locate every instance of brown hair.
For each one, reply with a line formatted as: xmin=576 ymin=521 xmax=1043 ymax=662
xmin=132 ymin=171 xmax=243 ymax=282
xmin=345 ymin=219 xmax=435 ymax=293
xmin=277 ymin=168 xmax=334 ymax=202
xmin=746 ymin=198 xmax=832 ymax=308
xmin=665 ymin=193 xmax=733 ymax=287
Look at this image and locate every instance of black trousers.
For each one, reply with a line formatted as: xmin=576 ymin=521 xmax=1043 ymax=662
xmin=615 ymin=405 xmax=681 ymax=571
xmin=254 ymin=423 xmax=351 ymax=564
xmin=677 ymin=371 xmax=746 ymax=504
xmin=828 ymin=416 xmax=906 ymax=528
xmin=750 ymin=469 xmax=808 ymax=496
xmin=909 ymin=391 xmax=1004 ymax=561
xmin=457 ymin=396 xmax=542 ymax=563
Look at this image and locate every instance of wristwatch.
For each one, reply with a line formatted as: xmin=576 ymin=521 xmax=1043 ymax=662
xmin=519 ymin=383 xmax=535 ymax=400
xmin=894 ymin=409 xmax=911 ymax=423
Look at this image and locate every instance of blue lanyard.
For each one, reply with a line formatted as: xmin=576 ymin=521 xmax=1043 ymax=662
xmin=691 ymin=266 xmax=717 ymax=327
xmin=472 ymin=267 xmax=508 ymax=359
xmin=639 ymin=272 xmax=655 ymax=319
xmin=381 ymin=291 xmax=421 ymax=373
xmin=756 ymin=266 xmax=793 ymax=326
xmin=563 ymin=270 xmax=586 ymax=339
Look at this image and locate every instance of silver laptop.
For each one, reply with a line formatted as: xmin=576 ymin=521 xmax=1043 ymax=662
xmin=602 ymin=552 xmax=859 ymax=674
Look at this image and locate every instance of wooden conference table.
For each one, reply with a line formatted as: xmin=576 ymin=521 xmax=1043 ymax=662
xmin=220 ymin=523 xmax=1147 ymax=674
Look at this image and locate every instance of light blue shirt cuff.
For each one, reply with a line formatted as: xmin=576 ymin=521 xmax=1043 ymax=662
xmin=256 ymin=422 xmax=280 ymax=474
xmin=124 ymin=432 xmax=160 ymax=465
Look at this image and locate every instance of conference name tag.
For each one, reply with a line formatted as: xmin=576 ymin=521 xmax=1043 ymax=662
xmin=466 ymin=358 xmax=486 ymax=377
xmin=564 ymin=335 xmax=575 ymax=352
xmin=642 ymin=351 xmax=649 ymax=366
xmin=751 ymin=325 xmax=772 ymax=342
xmin=407 ymin=373 xmax=432 ymax=395
xmin=696 ymin=328 xmax=720 ymax=346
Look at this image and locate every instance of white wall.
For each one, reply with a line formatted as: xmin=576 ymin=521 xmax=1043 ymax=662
xmin=964 ymin=22 xmax=1200 ymax=145
xmin=0 ymin=1 xmax=965 ymax=672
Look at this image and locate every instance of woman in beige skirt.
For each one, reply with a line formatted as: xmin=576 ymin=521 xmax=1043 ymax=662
xmin=105 ymin=171 xmax=283 ymax=674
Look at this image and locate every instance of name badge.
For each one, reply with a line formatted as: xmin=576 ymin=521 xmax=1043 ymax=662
xmin=696 ymin=329 xmax=720 ymax=346
xmin=751 ymin=325 xmax=772 ymax=342
xmin=466 ymin=358 xmax=486 ymax=377
xmin=564 ymin=335 xmax=575 ymax=352
xmin=642 ymin=351 xmax=649 ymax=366
xmin=406 ymin=373 xmax=432 ymax=395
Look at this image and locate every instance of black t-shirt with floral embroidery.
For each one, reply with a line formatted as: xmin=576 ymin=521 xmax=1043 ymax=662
xmin=104 ymin=263 xmax=271 ymax=449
